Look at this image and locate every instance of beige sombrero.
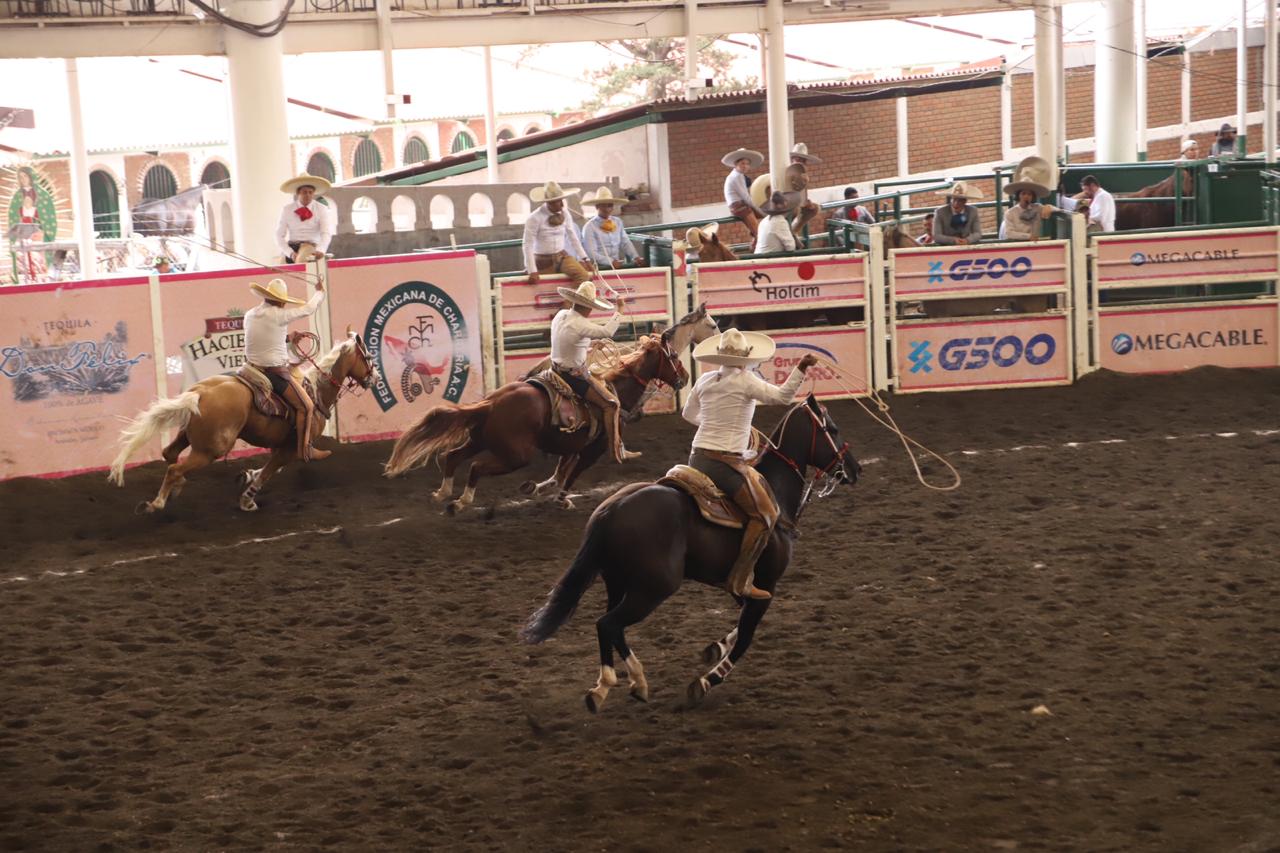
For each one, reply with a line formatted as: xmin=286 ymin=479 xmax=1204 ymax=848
xmin=722 ymin=148 xmax=764 ymax=169
xmin=789 ymin=142 xmax=822 ymax=164
xmin=581 ymin=186 xmax=629 ymax=206
xmin=530 ymin=181 xmax=579 ymax=204
xmin=556 ymin=281 xmax=613 ymax=311
xmin=693 ymin=328 xmax=776 ymax=367
xmin=280 ymin=173 xmax=332 ymax=196
xmin=759 ymin=191 xmax=795 ymax=216
xmin=250 ymin=278 xmax=306 ymax=305
xmin=685 ymin=222 xmax=720 ymax=250
xmin=1004 ymin=155 xmax=1056 ymax=199
xmin=947 ymin=180 xmax=986 ymax=201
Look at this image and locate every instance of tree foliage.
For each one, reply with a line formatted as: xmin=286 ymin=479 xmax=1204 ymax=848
xmin=582 ymin=38 xmax=757 ymax=113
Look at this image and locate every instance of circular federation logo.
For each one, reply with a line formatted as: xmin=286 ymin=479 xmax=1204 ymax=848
xmin=1129 ymin=252 xmax=1146 ymax=266
xmin=363 ymin=280 xmax=471 ymax=412
xmin=1111 ymin=333 xmax=1134 ymax=355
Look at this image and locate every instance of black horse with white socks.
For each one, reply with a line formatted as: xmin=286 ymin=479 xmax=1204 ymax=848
xmin=521 ymin=395 xmax=860 ymax=712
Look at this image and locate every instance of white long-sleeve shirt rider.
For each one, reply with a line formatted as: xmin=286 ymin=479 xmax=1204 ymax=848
xmin=682 ymin=365 xmax=806 ymax=454
xmin=755 ymin=214 xmax=796 ymax=254
xmin=244 ymin=290 xmax=325 ymax=369
xmin=723 ymin=170 xmax=753 ymax=209
xmin=581 ymin=215 xmax=640 ymax=268
xmin=274 ymin=200 xmax=334 ymax=256
xmin=1084 ymin=187 xmax=1116 ymax=232
xmin=550 ymin=307 xmax=622 ymax=373
xmin=523 ymin=204 xmax=588 ymax=273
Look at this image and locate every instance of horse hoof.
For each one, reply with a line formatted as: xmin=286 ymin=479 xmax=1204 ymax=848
xmin=630 ymin=684 xmax=649 ymax=703
xmin=702 ymin=642 xmax=724 ymax=665
xmin=239 ymin=499 xmax=259 ymax=513
xmin=444 ymin=501 xmax=461 ymax=517
xmin=556 ymin=497 xmax=575 ymax=510
xmin=584 ymin=690 xmax=606 ymax=714
xmin=519 ymin=480 xmax=538 ymax=495
xmin=134 ymin=500 xmax=154 ymax=515
xmin=686 ymin=677 xmax=710 ymax=707
xmin=431 ymin=490 xmax=450 ymax=504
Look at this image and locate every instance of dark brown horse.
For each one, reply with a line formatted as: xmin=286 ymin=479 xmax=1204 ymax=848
xmin=1114 ymin=171 xmax=1195 ymax=230
xmin=385 ymin=328 xmax=689 ymax=514
xmin=520 ymin=395 xmax=860 ymax=712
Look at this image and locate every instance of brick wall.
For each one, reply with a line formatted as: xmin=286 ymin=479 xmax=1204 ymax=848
xmin=123 ymin=153 xmax=191 ymax=206
xmin=1065 ymin=68 xmax=1095 ymax=140
xmin=908 ymin=86 xmax=1002 ymax=173
xmin=1012 ymin=75 xmax=1034 ymax=149
xmin=794 ymin=97 xmax=898 ymax=186
xmin=1191 ymin=46 xmax=1263 ymax=121
xmin=1147 ymin=58 xmax=1181 ymax=127
xmin=668 ymin=110 xmax=768 ymax=209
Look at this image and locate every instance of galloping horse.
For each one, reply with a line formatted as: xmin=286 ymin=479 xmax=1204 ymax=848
xmin=108 ymin=333 xmax=378 ymax=512
xmin=385 ymin=321 xmax=693 ymax=514
xmin=521 ymin=395 xmax=860 ymax=712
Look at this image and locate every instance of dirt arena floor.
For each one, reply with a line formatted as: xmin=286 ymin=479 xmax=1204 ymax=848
xmin=1 ymin=367 xmax=1277 ymax=852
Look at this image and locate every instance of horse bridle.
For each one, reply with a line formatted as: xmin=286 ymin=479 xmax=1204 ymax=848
xmin=298 ymin=333 xmax=378 ymax=405
xmin=766 ymin=402 xmax=852 ymax=501
xmin=619 ymin=336 xmax=688 ymax=390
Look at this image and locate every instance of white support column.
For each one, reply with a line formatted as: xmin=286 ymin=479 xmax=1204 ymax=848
xmin=376 ymin=0 xmax=396 ymax=121
xmin=1054 ymin=2 xmax=1066 ymax=159
xmin=482 ymin=46 xmax=499 ymax=184
xmin=1181 ymin=50 xmax=1192 ymax=133
xmin=1135 ymin=0 xmax=1147 ymax=160
xmin=1238 ymin=0 xmax=1249 ymax=155
xmin=1095 ymin=0 xmax=1137 ymax=162
xmin=1000 ymin=65 xmax=1012 ymax=162
xmin=896 ymin=95 xmax=909 ymax=176
xmin=225 ymin=0 xmax=292 ymax=266
xmin=1034 ymin=0 xmax=1059 ymax=163
xmin=64 ymin=58 xmax=97 ymax=277
xmin=684 ymin=0 xmax=699 ymax=101
xmin=763 ymin=0 xmax=789 ymax=193
xmin=1266 ymin=0 xmax=1278 ymax=159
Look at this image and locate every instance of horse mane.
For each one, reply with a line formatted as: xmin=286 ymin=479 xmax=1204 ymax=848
xmin=601 ymin=336 xmax=659 ymax=382
xmin=310 ymin=337 xmax=354 ymax=378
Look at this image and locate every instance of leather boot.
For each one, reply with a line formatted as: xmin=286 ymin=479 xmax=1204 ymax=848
xmin=588 ymin=385 xmax=639 ymax=464
xmin=727 ymin=518 xmax=772 ymax=600
xmin=297 ymin=407 xmax=331 ymax=462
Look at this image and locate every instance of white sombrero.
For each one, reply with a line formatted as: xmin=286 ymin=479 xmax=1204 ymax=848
xmin=280 ymin=173 xmax=332 ymax=195
xmin=722 ymin=148 xmax=764 ymax=169
xmin=946 ymin=180 xmax=986 ymax=201
xmin=556 ymin=281 xmax=613 ymax=311
xmin=789 ymin=142 xmax=822 ymax=164
xmin=693 ymin=328 xmax=776 ymax=367
xmin=581 ymin=186 xmax=629 ymax=206
xmin=530 ymin=181 xmax=580 ymax=204
xmin=250 ymin=278 xmax=306 ymax=305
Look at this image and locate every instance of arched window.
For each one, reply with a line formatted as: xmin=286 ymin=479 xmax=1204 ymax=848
xmin=505 ymin=192 xmax=531 ymax=226
xmin=142 ymin=163 xmax=178 ymax=200
xmin=352 ymin=196 xmax=378 ymax=234
xmin=450 ymin=131 xmax=476 ymax=154
xmin=200 ymin=160 xmax=231 ymax=188
xmin=306 ymin=151 xmax=336 ymax=182
xmin=467 ymin=192 xmax=494 ymax=227
xmin=403 ymin=136 xmax=430 ymax=165
xmin=353 ymin=138 xmax=383 ymax=177
xmin=391 ymin=195 xmax=417 ymax=231
xmin=496 ymin=128 xmax=516 ymax=143
xmin=523 ymin=124 xmax=543 ymax=136
xmin=89 ymin=170 xmax=121 ymax=238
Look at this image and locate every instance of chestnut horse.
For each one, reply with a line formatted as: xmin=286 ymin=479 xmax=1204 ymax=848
xmin=686 ymin=225 xmax=740 ymax=263
xmin=1115 ymin=170 xmax=1196 ymax=230
xmin=385 ymin=327 xmax=689 ymax=515
xmin=108 ymin=333 xmax=378 ymax=512
xmin=520 ymin=395 xmax=860 ymax=712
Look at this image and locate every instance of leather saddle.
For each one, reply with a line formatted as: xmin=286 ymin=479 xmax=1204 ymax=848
xmin=234 ymin=365 xmax=315 ymax=421
xmin=658 ymin=465 xmax=746 ymax=530
xmin=526 ymin=369 xmax=602 ymax=440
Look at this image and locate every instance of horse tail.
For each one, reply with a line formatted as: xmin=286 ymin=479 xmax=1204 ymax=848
xmin=383 ymin=400 xmax=489 ymax=477
xmin=520 ymin=499 xmax=623 ymax=644
xmin=107 ymin=391 xmax=201 ymax=486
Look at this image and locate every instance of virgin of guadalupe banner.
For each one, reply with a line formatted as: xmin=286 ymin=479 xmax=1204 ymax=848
xmin=2 ymin=163 xmax=68 ymax=286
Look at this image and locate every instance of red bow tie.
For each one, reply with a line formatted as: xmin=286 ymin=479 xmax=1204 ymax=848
xmin=295 ymin=206 xmax=313 ymax=222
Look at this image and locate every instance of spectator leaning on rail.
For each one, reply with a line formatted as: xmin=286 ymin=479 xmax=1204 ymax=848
xmin=275 ymin=172 xmax=335 ymax=263
xmin=842 ymin=186 xmax=875 ymax=225
xmin=1002 ymin=156 xmax=1060 ymax=242
xmin=755 ymin=191 xmax=797 ymax=254
xmin=917 ymin=213 xmax=935 ymax=245
xmin=580 ymin=187 xmax=641 ymax=270
xmin=1177 ymin=138 xmax=1200 ymax=162
xmin=1211 ymin=123 xmax=1238 ymax=157
xmin=722 ymin=148 xmax=766 ymax=240
xmin=524 ymin=181 xmax=594 ymax=286
xmin=931 ymin=181 xmax=984 ymax=245
xmin=1075 ymin=175 xmax=1116 ymax=233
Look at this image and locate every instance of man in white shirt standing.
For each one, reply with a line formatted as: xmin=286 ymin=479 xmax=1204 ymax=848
xmin=755 ymin=192 xmax=797 ymax=254
xmin=524 ymin=181 xmax=594 ymax=287
xmin=683 ymin=329 xmax=816 ymax=599
xmin=1079 ymin=174 xmax=1116 ymax=233
xmin=580 ymin=187 xmax=641 ymax=270
xmin=722 ymin=148 xmax=765 ymax=240
xmin=243 ymin=277 xmax=329 ymax=462
xmin=275 ymin=173 xmax=335 ymax=263
xmin=550 ymin=281 xmax=636 ymax=464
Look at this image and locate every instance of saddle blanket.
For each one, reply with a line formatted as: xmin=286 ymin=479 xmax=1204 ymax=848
xmin=526 ymin=369 xmax=602 ymax=440
xmin=658 ymin=465 xmax=746 ymax=529
xmin=234 ymin=365 xmax=317 ymax=421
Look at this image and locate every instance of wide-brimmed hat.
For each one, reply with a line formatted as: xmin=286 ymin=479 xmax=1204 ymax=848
xmin=789 ymin=142 xmax=822 ymax=164
xmin=947 ymin=180 xmax=986 ymax=201
xmin=280 ymin=173 xmax=332 ymax=195
xmin=722 ymin=148 xmax=764 ymax=169
xmin=1219 ymin=123 xmax=1237 ymax=134
xmin=759 ymin=191 xmax=795 ymax=216
xmin=1004 ymin=155 xmax=1056 ymax=199
xmin=693 ymin=328 xmax=776 ymax=366
xmin=250 ymin=278 xmax=306 ymax=305
xmin=556 ymin=281 xmax=613 ymax=311
xmin=685 ymin=222 xmax=720 ymax=250
xmin=530 ymin=181 xmax=579 ymax=204
xmin=581 ymin=186 xmax=629 ymax=206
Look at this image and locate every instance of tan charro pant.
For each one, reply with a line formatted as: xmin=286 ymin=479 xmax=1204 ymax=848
xmin=535 ymin=251 xmax=592 ymax=286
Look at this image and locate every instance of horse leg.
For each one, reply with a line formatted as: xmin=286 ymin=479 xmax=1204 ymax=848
xmin=522 ymin=454 xmax=575 ymax=498
xmin=238 ymin=447 xmax=294 ymax=512
xmin=687 ymin=598 xmax=771 ymax=707
xmin=445 ymin=450 xmax=511 ymax=516
xmin=555 ymin=439 xmax=608 ymax=509
xmin=142 ymin=450 xmax=215 ymax=514
xmin=587 ymin=592 xmax=664 ymax=713
xmin=433 ymin=445 xmax=474 ymax=503
xmin=162 ymin=431 xmax=189 ymax=464
xmin=703 ymin=625 xmax=741 ymax=665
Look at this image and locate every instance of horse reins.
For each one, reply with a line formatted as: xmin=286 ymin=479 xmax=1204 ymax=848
xmin=765 ymin=403 xmax=852 ymax=515
xmin=291 ymin=332 xmax=376 ymax=411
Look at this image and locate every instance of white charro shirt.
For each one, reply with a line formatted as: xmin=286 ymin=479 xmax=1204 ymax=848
xmin=275 ymin=200 xmax=334 ymax=255
xmin=682 ymin=365 xmax=805 ymax=454
xmin=523 ymin=204 xmax=588 ymax=273
xmin=1085 ymin=187 xmax=1116 ymax=232
xmin=243 ymin=290 xmax=325 ymax=368
xmin=723 ymin=170 xmax=753 ymax=208
xmin=755 ymin=214 xmax=796 ymax=253
xmin=550 ymin=307 xmax=622 ymax=372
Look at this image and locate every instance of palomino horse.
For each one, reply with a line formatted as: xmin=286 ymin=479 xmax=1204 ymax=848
xmin=385 ymin=326 xmax=689 ymax=515
xmin=521 ymin=395 xmax=860 ymax=712
xmin=108 ymin=333 xmax=378 ymax=512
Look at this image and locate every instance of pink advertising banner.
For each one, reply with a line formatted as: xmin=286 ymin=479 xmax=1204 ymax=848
xmin=496 ymin=268 xmax=671 ymax=330
xmin=693 ymin=254 xmax=865 ymax=313
xmin=1095 ymin=228 xmax=1280 ymax=287
xmin=1099 ymin=302 xmax=1279 ymax=373
xmin=894 ymin=315 xmax=1071 ymax=392
xmin=893 ymin=242 xmax=1068 ymax=297
xmin=500 ymin=347 xmax=676 ymax=415
xmin=699 ymin=326 xmax=869 ymax=399
xmin=0 ymin=277 xmax=161 ymax=480
xmin=325 ymin=252 xmax=486 ymax=441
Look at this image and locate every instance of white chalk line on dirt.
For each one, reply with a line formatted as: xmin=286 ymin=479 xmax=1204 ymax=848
xmin=5 ymin=426 xmax=1276 ymax=587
